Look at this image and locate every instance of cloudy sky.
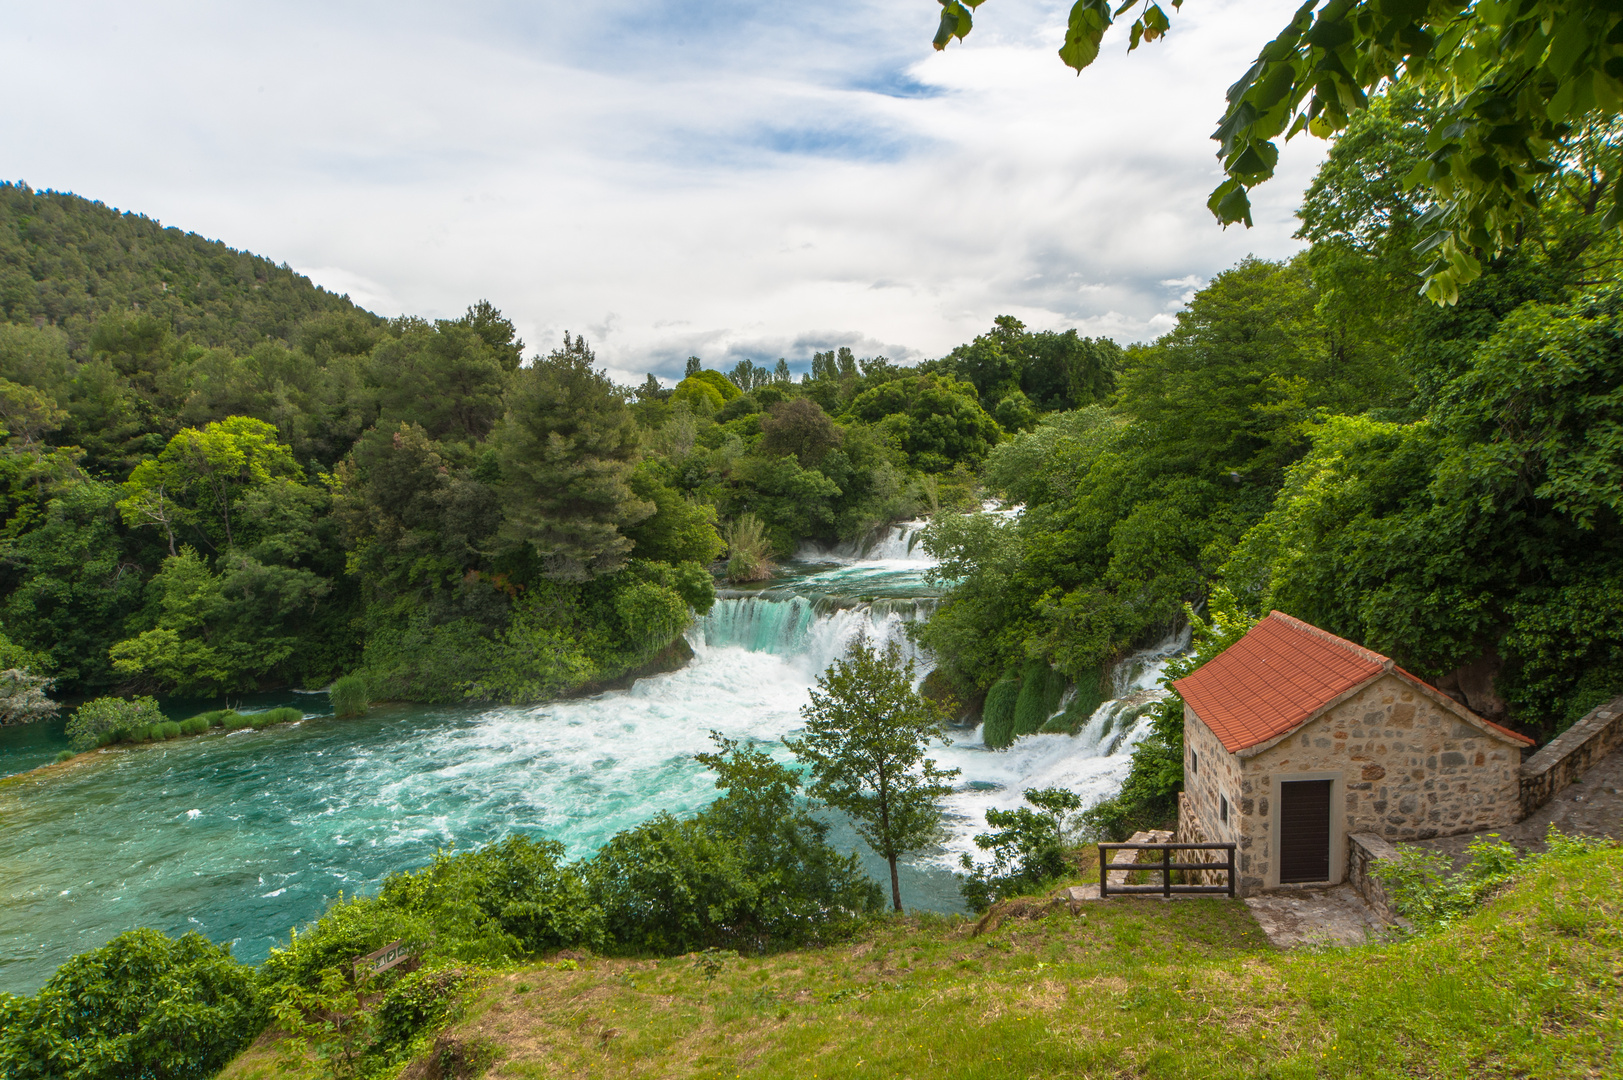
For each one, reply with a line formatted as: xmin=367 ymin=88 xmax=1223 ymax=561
xmin=3 ymin=0 xmax=1328 ymax=384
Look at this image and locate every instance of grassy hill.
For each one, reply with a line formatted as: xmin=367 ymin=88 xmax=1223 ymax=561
xmin=223 ymin=848 xmax=1621 ymax=1080
xmin=0 ymin=181 xmax=375 ymax=354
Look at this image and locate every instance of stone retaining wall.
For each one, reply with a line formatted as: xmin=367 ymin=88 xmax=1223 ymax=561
xmin=1173 ymin=791 xmax=1232 ymax=889
xmin=1346 ymin=831 xmax=1402 ymax=925
xmin=1519 ymin=695 xmax=1623 ymax=817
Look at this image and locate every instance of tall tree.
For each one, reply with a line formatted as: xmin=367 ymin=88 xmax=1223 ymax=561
xmin=785 ymin=636 xmax=959 ymax=912
xmin=118 ymin=416 xmax=301 ymax=551
xmin=493 ymin=334 xmax=651 ymax=580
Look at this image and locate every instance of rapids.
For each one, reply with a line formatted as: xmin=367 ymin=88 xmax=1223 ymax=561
xmin=0 ymin=520 xmax=1178 ymax=994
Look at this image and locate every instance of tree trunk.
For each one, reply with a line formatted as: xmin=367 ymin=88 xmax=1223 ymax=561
xmin=887 ymin=854 xmax=902 ymax=913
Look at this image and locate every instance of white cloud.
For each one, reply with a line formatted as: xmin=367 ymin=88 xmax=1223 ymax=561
xmin=0 ymin=0 xmax=1325 ymax=385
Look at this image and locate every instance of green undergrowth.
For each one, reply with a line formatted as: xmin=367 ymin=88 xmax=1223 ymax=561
xmin=223 ymin=848 xmax=1623 ymax=1080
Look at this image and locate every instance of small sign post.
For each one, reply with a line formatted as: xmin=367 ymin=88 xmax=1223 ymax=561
xmin=353 ymin=939 xmax=411 ymax=982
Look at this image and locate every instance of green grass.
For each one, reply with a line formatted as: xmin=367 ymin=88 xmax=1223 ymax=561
xmin=225 ymin=850 xmax=1623 ymax=1080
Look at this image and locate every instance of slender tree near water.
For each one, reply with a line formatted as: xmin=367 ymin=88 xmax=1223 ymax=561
xmin=786 ymin=635 xmax=960 ymax=912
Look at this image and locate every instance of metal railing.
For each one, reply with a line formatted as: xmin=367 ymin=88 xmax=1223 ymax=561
xmin=1097 ymin=842 xmax=1237 ymax=898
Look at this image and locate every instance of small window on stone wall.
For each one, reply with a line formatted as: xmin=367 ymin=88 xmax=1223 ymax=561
xmin=1191 ymin=749 xmax=1198 ymax=774
xmin=1220 ymin=795 xmax=1228 ymax=823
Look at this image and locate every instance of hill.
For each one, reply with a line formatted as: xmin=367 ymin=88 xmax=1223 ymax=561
xmin=222 ymin=847 xmax=1622 ymax=1080
xmin=0 ymin=181 xmax=374 ymax=355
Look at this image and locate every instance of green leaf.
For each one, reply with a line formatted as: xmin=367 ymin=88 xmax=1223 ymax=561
xmin=1210 ymin=182 xmax=1254 ymax=227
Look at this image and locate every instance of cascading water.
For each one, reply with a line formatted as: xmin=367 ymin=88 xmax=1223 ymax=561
xmin=0 ymin=516 xmax=1180 ymax=994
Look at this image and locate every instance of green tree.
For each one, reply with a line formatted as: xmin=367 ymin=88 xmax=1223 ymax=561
xmin=846 ymin=373 xmax=1001 ymax=472
xmin=494 ymin=334 xmax=652 ymax=580
xmin=4 ymin=481 xmax=148 ymax=691
xmin=368 ymin=319 xmax=512 ymax=443
xmin=757 ymin=398 xmax=843 ymax=465
xmin=938 ymin=1 xmax=1623 ymax=301
xmin=785 ymin=636 xmax=960 ymax=912
xmin=118 ymin=416 xmax=302 ymax=551
xmin=108 ymin=546 xmax=329 ymax=695
xmin=1081 ymin=589 xmax=1258 ymax=840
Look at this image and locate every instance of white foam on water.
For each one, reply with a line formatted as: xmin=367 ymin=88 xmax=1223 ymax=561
xmin=0 ymin=515 xmax=1186 ymax=995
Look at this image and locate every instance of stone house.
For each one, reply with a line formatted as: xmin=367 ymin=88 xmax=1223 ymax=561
xmin=1172 ymin=611 xmax=1534 ymax=896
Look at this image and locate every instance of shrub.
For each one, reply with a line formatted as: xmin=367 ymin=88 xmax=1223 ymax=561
xmin=587 ymin=737 xmax=882 ymax=953
xmin=157 ymin=721 xmax=182 ymax=740
xmin=65 ymin=696 xmax=165 ymax=751
xmin=54 ymin=749 xmax=74 ymax=763
xmin=959 ymin=786 xmax=1082 ymax=911
xmin=261 ymin=894 xmax=436 ymax=993
xmin=370 ymin=967 xmax=477 ymax=1059
xmin=330 ymin=675 xmax=369 ymax=719
xmin=981 ymin=674 xmax=1021 ymax=748
xmin=0 ymin=928 xmax=265 ymax=1080
xmin=249 ymin=707 xmax=303 ymax=730
xmin=723 ymin=513 xmax=773 ymax=583
xmin=381 ymin=835 xmax=604 ymax=959
xmin=222 ymin=711 xmax=253 ymax=730
xmin=0 ymin=668 xmax=59 ymax=727
xmin=1012 ymin=660 xmax=1066 ymax=736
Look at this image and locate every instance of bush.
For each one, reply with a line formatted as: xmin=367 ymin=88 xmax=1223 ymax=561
xmin=177 ymin=716 xmax=209 ymax=736
xmin=1374 ymin=826 xmax=1621 ymax=934
xmin=54 ymin=749 xmax=74 ymax=763
xmin=981 ymin=674 xmax=1021 ymax=748
xmin=222 ymin=711 xmax=253 ymax=730
xmin=192 ymin=709 xmax=236 ymax=728
xmin=370 ymin=967 xmax=477 ymax=1059
xmin=330 ymin=674 xmax=369 ymax=719
xmin=586 ymin=737 xmax=882 ymax=953
xmin=261 ymin=894 xmax=436 ymax=993
xmin=0 ymin=928 xmax=265 ymax=1080
xmin=65 ymin=696 xmax=165 ymax=751
xmin=157 ymin=721 xmax=182 ymax=740
xmin=959 ymin=787 xmax=1082 ymax=911
xmin=1012 ymin=660 xmax=1066 ymax=736
xmin=378 ymin=836 xmax=604 ymax=961
xmin=723 ymin=513 xmax=773 ymax=583
xmin=249 ymin=706 xmax=302 ymax=730
xmin=0 ymin=667 xmax=59 ymax=727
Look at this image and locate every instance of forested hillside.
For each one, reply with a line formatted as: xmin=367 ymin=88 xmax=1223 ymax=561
xmin=0 ymin=181 xmax=1120 ymax=704
xmin=916 ymin=92 xmax=1623 ymax=834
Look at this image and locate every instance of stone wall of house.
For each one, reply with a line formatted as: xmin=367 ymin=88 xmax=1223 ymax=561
xmin=1233 ymin=672 xmax=1522 ymax=893
xmin=1183 ymin=705 xmax=1242 ymax=846
xmin=1519 ymin=695 xmax=1623 ymax=816
xmin=1173 ymin=790 xmax=1233 ymax=889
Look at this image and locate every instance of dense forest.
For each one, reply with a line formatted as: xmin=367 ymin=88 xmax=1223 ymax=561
xmin=2 ymin=90 xmax=1620 ymax=776
xmin=0 ymin=180 xmax=1119 ymax=708
xmin=915 ymin=93 xmax=1623 ymax=832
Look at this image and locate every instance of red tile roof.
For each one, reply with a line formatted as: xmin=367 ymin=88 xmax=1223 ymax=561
xmin=1175 ymin=612 xmax=1384 ymax=753
xmin=1175 ymin=611 xmax=1535 ymax=752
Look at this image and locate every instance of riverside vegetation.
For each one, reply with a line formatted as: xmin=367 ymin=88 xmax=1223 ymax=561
xmin=4 ymin=25 xmax=1623 ymax=1078
xmin=0 ymin=178 xmax=1117 ymax=712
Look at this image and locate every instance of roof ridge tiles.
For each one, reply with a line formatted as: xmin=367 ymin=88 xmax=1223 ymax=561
xmin=1264 ymin=610 xmax=1390 ymax=667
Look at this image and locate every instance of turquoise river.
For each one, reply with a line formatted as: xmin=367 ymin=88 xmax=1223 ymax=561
xmin=0 ymin=524 xmax=1181 ymax=994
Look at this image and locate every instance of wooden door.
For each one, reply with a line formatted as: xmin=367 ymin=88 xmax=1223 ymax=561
xmin=1279 ymin=779 xmax=1332 ymax=883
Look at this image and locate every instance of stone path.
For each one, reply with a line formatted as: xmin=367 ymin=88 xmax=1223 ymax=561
xmin=1416 ymin=746 xmax=1623 ymax=870
xmin=1242 ymin=885 xmax=1394 ymax=949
